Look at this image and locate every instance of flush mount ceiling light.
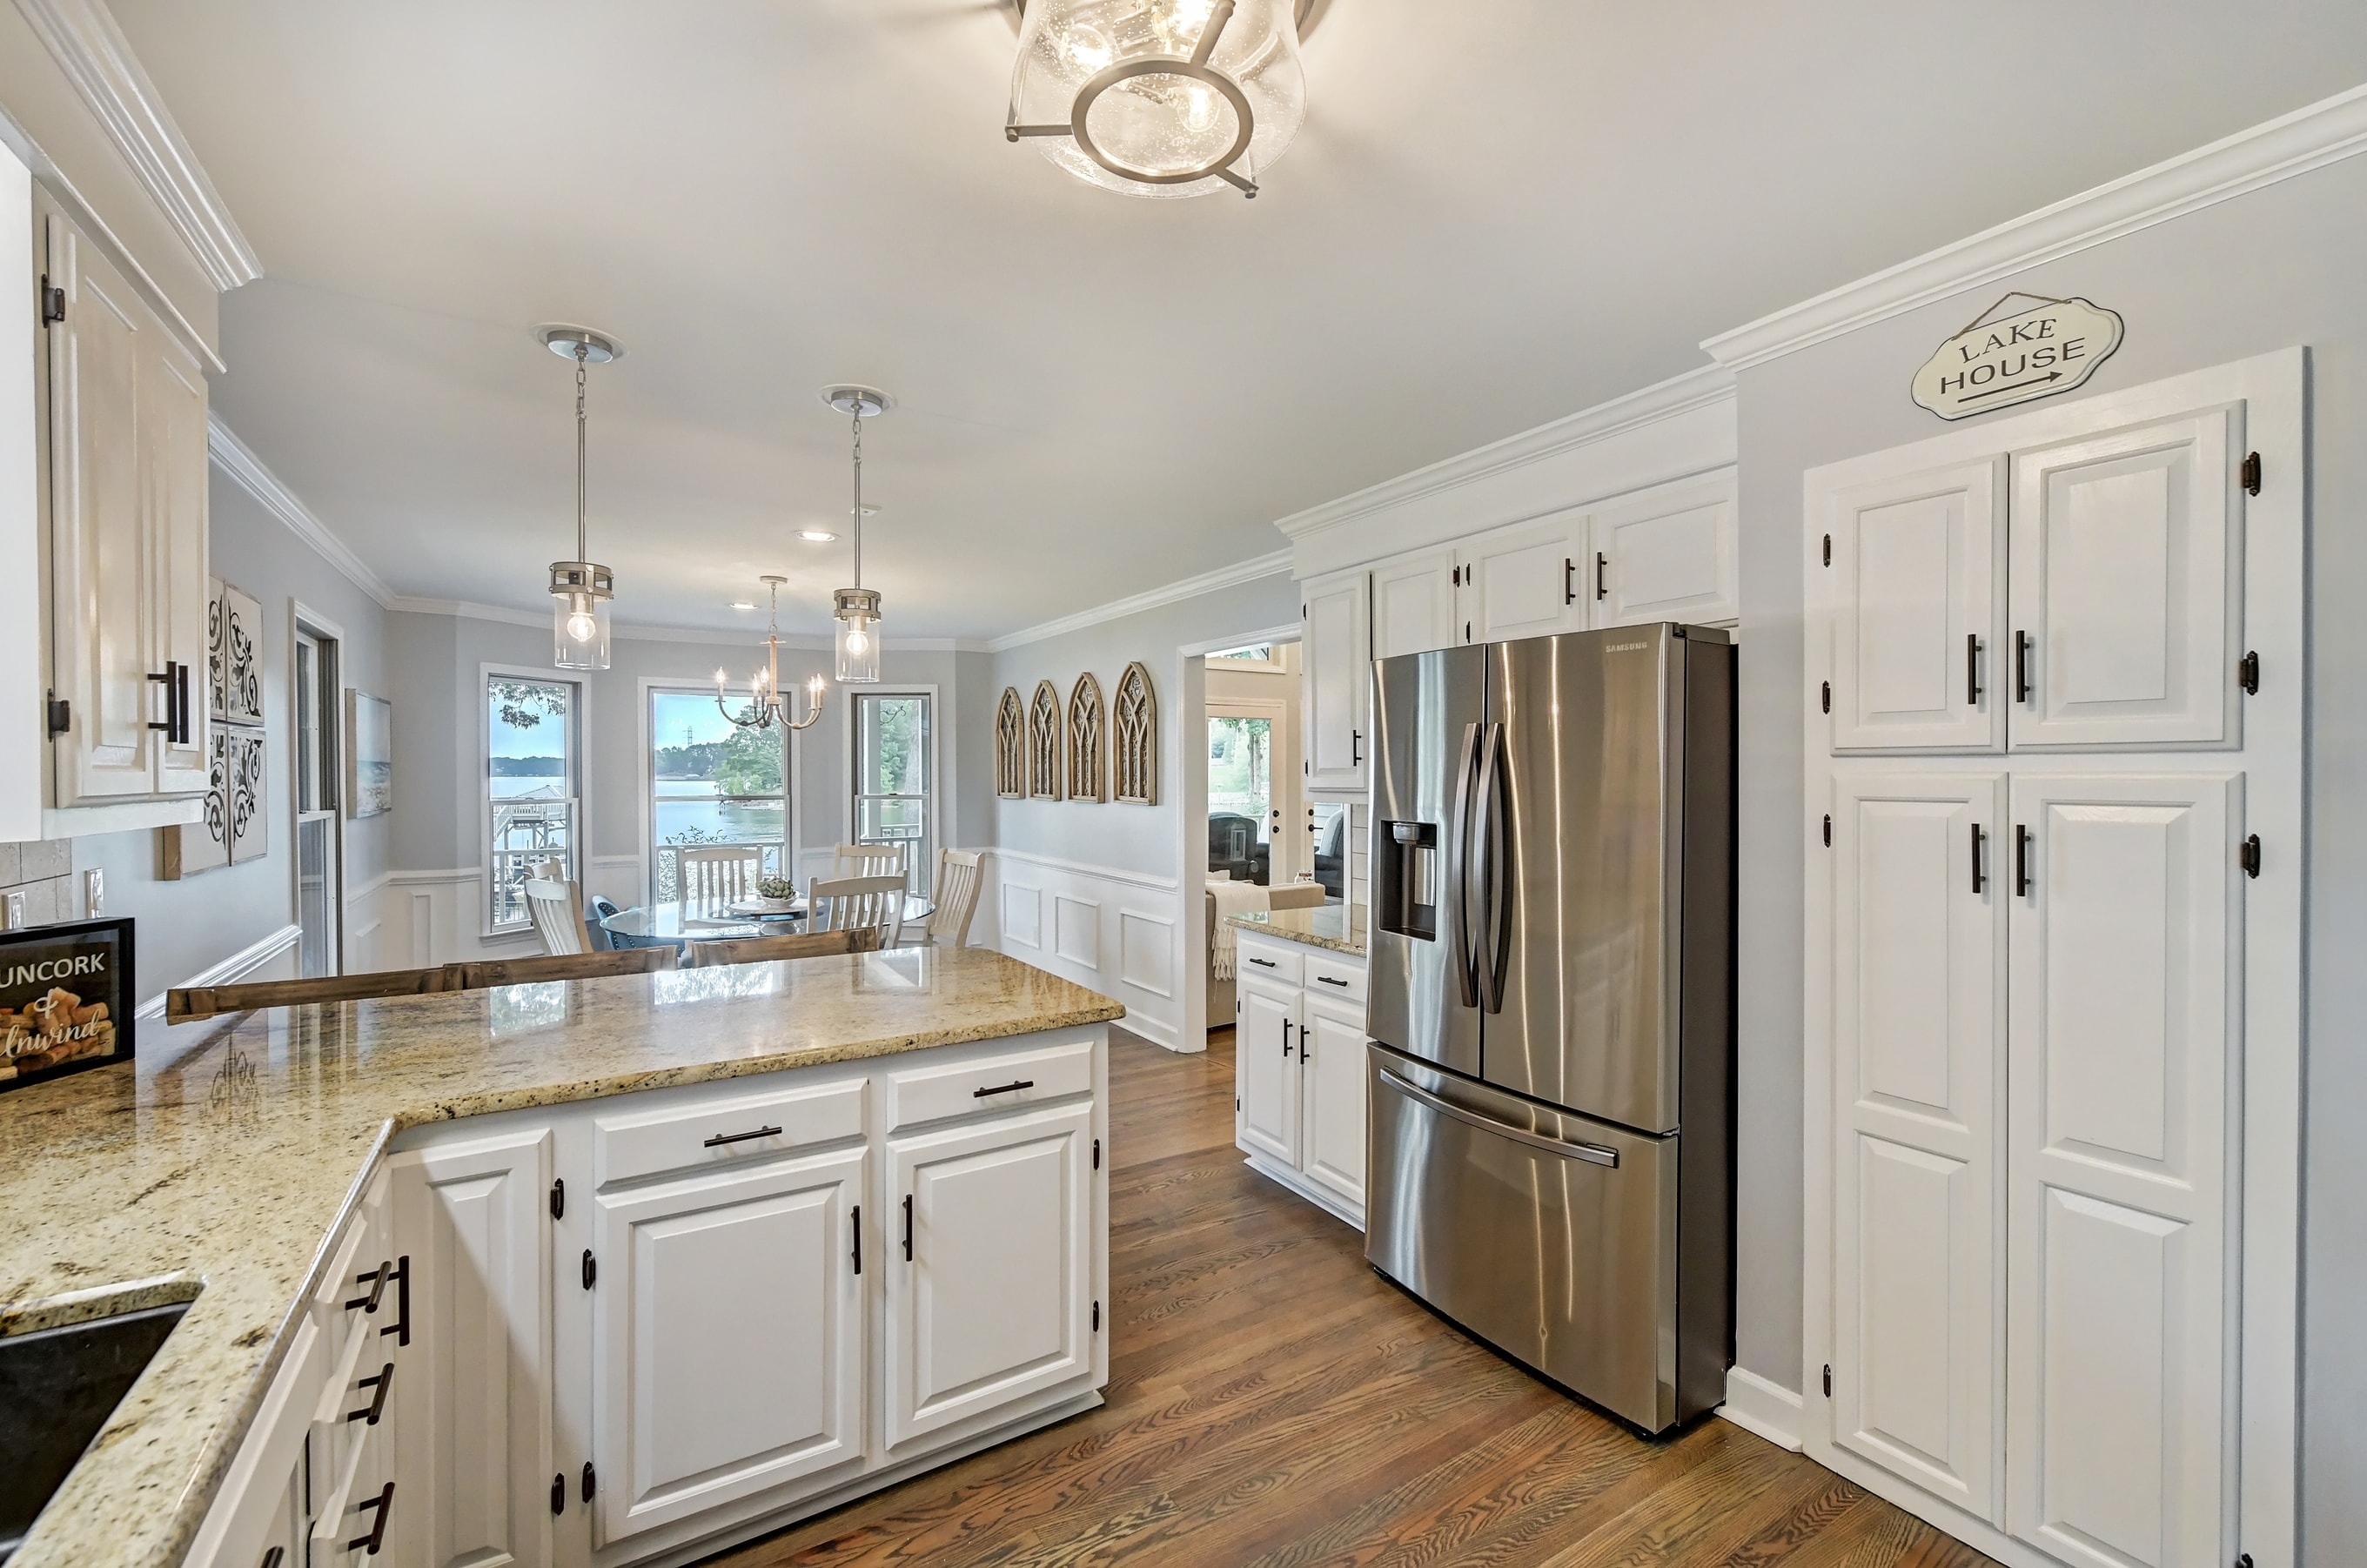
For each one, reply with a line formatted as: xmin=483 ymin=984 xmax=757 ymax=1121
xmin=823 ymin=385 xmax=889 ymax=684
xmin=540 ymin=325 xmax=621 ymax=670
xmin=800 ymin=528 xmax=838 ymax=543
xmin=1003 ymin=0 xmax=1323 ymax=199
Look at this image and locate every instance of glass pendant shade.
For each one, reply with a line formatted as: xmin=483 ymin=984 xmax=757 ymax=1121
xmin=550 ymin=561 xmax=614 ymax=670
xmin=834 ymin=588 xmax=882 ymax=684
xmin=1008 ymin=0 xmax=1305 ymax=198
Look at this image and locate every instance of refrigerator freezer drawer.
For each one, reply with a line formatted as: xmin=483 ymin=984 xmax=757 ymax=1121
xmin=1365 ymin=1049 xmax=1680 ymax=1432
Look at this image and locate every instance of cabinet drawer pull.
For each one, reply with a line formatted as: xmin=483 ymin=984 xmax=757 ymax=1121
xmin=1245 ymin=956 xmax=1277 ymax=968
xmin=345 ymin=1260 xmax=392 ymax=1313
xmin=346 ymin=1362 xmax=394 ymax=1425
xmin=1314 ymin=975 xmax=1351 ymax=988
xmin=349 ymin=1482 xmax=395 ymax=1556
xmin=261 ymin=1550 xmax=285 ymax=1568
xmin=702 ymin=1123 xmax=782 ymax=1148
xmin=973 ymin=1078 xmax=1036 ymax=1098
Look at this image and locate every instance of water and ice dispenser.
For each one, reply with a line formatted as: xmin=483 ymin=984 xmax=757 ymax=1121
xmin=1375 ymin=820 xmax=1438 ymax=941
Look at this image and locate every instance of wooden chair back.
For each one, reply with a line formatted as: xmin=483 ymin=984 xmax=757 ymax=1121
xmin=830 ymin=841 xmax=908 ymax=885
xmin=444 ymin=948 xmax=678 ymax=989
xmin=684 ymin=927 xmax=883 ymax=968
xmin=524 ymin=876 xmax=588 ymax=955
xmin=676 ymin=845 xmax=765 ymax=908
xmin=808 ymin=873 xmax=907 ymax=945
xmin=167 ymin=967 xmax=462 ymax=1022
xmin=923 ymin=848 xmax=985 ymax=948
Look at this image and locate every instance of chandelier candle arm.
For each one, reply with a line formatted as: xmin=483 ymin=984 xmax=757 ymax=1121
xmin=718 ymin=578 xmax=827 ymax=731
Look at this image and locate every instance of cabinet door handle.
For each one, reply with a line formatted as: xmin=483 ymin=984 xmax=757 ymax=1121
xmin=972 ymin=1079 xmax=1036 ymax=1098
xmin=378 ymin=1256 xmax=410 ymax=1345
xmin=349 ymin=1482 xmax=395 ymax=1556
xmin=702 ymin=1123 xmax=782 ymax=1148
xmin=1297 ymin=1023 xmax=1308 ymax=1060
xmin=902 ymin=1194 xmax=914 ymax=1262
xmin=260 ymin=1550 xmax=285 ymax=1568
xmin=2015 ymin=631 xmax=2033 ymax=704
xmin=1970 ymin=822 xmax=1987 ymax=894
xmin=146 ymin=661 xmax=183 ymax=739
xmin=1595 ymin=552 xmax=1608 ymax=601
xmin=1314 ymin=975 xmax=1350 ymax=988
xmin=346 ymin=1362 xmax=395 ymax=1425
xmin=1967 ymin=634 xmax=1983 ymax=705
xmin=1563 ymin=558 xmax=1575 ymax=606
xmin=850 ymin=1203 xmax=862 ymax=1275
xmin=1281 ymin=1015 xmax=1292 ymax=1058
xmin=1351 ymin=729 xmax=1362 ymax=765
xmin=2015 ymin=824 xmax=2033 ymax=898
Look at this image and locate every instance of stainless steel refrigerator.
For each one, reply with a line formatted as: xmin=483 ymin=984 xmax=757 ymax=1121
xmin=1363 ymin=623 xmax=1734 ymax=1434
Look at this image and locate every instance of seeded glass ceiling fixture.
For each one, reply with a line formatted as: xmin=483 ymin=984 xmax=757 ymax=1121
xmin=541 ymin=326 xmax=620 ymax=670
xmin=826 ymin=386 xmax=888 ymax=684
xmin=1003 ymin=0 xmax=1316 ymax=199
xmin=716 ymin=577 xmax=826 ymax=731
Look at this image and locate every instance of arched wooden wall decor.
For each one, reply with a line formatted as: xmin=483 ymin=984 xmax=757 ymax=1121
xmin=1067 ymin=673 xmax=1106 ymax=801
xmin=1111 ymin=660 xmax=1157 ymax=805
xmin=1028 ymin=680 xmax=1064 ymax=800
xmin=994 ymin=687 xmax=1026 ymax=799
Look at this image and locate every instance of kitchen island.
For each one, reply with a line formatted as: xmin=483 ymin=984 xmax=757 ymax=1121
xmin=0 ymin=946 xmax=1123 ymax=1568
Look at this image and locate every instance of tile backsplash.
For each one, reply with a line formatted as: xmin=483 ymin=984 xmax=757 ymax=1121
xmin=0 ymin=839 xmax=79 ymax=928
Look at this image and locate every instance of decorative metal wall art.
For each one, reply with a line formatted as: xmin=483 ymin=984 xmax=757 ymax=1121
xmin=1028 ymin=680 xmax=1064 ymax=801
xmin=1067 ymin=673 xmax=1106 ymax=802
xmin=1112 ymin=661 xmax=1157 ymax=804
xmin=164 ymin=579 xmax=267 ymax=879
xmin=995 ymin=687 xmax=1027 ymax=799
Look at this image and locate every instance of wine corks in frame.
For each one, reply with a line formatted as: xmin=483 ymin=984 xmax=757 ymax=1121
xmin=0 ymin=918 xmax=135 ymax=1092
xmin=993 ymin=662 xmax=1157 ymax=806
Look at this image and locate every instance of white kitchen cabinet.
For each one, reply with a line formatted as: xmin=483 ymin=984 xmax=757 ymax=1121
xmin=1369 ymin=549 xmax=1458 ymax=660
xmin=1819 ymin=459 xmax=2005 ymax=754
xmin=1591 ymin=474 xmax=1740 ymax=629
xmin=1233 ymin=935 xmax=1368 ymax=1227
xmin=1235 ymin=975 xmax=1301 ymax=1169
xmin=1460 ymin=509 xmax=1588 ymax=644
xmin=1299 ymin=991 xmax=1368 ymax=1213
xmin=886 ymin=1100 xmax=1094 ymax=1451
xmin=1302 ymin=567 xmax=1370 ymax=788
xmin=592 ymin=1144 xmax=865 ymax=1544
xmin=40 ymin=195 xmax=210 ymax=808
xmin=180 ymin=1317 xmax=325 ymax=1568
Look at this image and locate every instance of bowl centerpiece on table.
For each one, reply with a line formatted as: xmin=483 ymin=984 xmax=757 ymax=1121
xmin=728 ymin=876 xmax=801 ymax=916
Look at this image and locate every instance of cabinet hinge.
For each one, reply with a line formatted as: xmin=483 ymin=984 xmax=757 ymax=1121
xmin=2241 ymin=834 xmax=2262 ymax=879
xmin=1820 ymin=680 xmax=1831 ymax=714
xmin=1821 ymin=1364 xmax=1833 ymax=1397
xmin=1092 ymin=1137 xmax=1101 ymax=1170
xmin=44 ymin=692 xmax=69 ymax=739
xmin=38 ymin=275 xmax=63 ymax=323
xmin=550 ymin=1474 xmax=565 ymax=1517
xmin=581 ymin=1462 xmax=596 ymax=1504
xmin=1821 ymin=533 xmax=1832 ymax=567
xmin=548 ymin=1178 xmax=565 ymax=1220
xmin=2238 ymin=650 xmax=2260 ymax=694
xmin=1092 ymin=1300 xmax=1101 ymax=1332
xmin=1822 ymin=814 xmax=1832 ymax=848
xmin=580 ymin=1249 xmax=596 ymax=1290
xmin=2241 ymin=451 xmax=2262 ymax=496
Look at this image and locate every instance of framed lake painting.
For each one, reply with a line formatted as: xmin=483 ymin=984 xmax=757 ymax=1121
xmin=0 ymin=917 xmax=135 ymax=1092
xmin=346 ymin=690 xmax=392 ymax=819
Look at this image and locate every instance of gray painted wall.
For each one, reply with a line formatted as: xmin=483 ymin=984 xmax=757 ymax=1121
xmin=81 ymin=476 xmax=392 ymax=999
xmin=1728 ymin=151 xmax=2367 ymax=1558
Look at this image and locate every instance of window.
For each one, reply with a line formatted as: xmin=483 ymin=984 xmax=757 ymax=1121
xmin=294 ymin=628 xmax=340 ymax=976
xmin=487 ymin=676 xmax=579 ymax=929
xmin=1208 ymin=715 xmax=1272 ymax=885
xmin=1207 ymin=641 xmax=1284 ymax=672
xmin=649 ymin=687 xmax=788 ymax=902
xmin=852 ymin=691 xmax=932 ymax=895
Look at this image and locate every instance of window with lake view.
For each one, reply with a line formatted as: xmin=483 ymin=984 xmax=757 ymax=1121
xmin=487 ymin=675 xmax=579 ymax=929
xmin=852 ymin=692 xmax=932 ymax=895
xmin=650 ymin=687 xmax=788 ymax=902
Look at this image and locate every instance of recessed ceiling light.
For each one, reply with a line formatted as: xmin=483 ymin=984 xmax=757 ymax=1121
xmin=800 ymin=529 xmax=838 ymax=542
xmin=729 ymin=600 xmax=758 ymax=611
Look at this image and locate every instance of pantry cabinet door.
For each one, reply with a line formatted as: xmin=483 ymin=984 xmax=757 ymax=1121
xmin=2005 ymin=774 xmax=2237 ymax=1568
xmin=1827 ymin=771 xmax=2006 ymax=1522
xmin=389 ymin=1128 xmax=553 ymax=1568
xmin=1299 ymin=993 xmax=1368 ymax=1212
xmin=1591 ymin=476 xmax=1737 ymax=628
xmin=2008 ymin=409 xmax=2241 ymax=751
xmin=1236 ymin=978 xmax=1302 ymax=1169
xmin=147 ymin=332 xmax=210 ymax=796
xmin=885 ymin=1102 xmax=1093 ymax=1451
xmin=1303 ymin=569 xmax=1370 ymax=788
xmin=1461 ymin=510 xmax=1587 ymax=644
xmin=1370 ymin=550 xmax=1458 ymax=660
xmin=1819 ymin=459 xmax=2006 ymax=754
xmin=591 ymin=1146 xmax=865 ymax=1545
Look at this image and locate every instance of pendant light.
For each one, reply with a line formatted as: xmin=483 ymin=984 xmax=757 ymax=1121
xmin=715 ymin=576 xmax=827 ymax=730
xmin=542 ymin=326 xmax=619 ymax=670
xmin=825 ymin=385 xmax=888 ymax=684
xmin=1003 ymin=0 xmax=1311 ymax=199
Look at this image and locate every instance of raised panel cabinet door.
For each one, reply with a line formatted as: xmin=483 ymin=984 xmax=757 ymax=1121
xmin=388 ymin=1128 xmax=553 ymax=1568
xmin=1236 ymin=978 xmax=1301 ymax=1169
xmin=1299 ymin=993 xmax=1367 ymax=1211
xmin=591 ymin=1146 xmax=866 ymax=1545
xmin=1462 ymin=511 xmax=1587 ymax=644
xmin=2005 ymin=774 xmax=2238 ymax=1568
xmin=885 ymin=1101 xmax=1094 ymax=1450
xmin=146 ymin=332 xmax=210 ymax=795
xmin=1303 ymin=569 xmax=1370 ymax=788
xmin=2008 ymin=408 xmax=2241 ymax=750
xmin=44 ymin=208 xmax=160 ymax=801
xmin=1820 ymin=458 xmax=2005 ymax=754
xmin=1592 ymin=477 xmax=1738 ymax=628
xmin=1827 ymin=772 xmax=2006 ymax=1521
xmin=1370 ymin=550 xmax=1458 ymax=660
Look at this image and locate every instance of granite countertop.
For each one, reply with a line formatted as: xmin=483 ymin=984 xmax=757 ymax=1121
xmin=1224 ymin=901 xmax=1367 ymax=956
xmin=0 ymin=946 xmax=1122 ymax=1568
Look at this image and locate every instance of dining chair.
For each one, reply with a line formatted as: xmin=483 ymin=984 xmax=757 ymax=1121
xmin=676 ymin=845 xmax=766 ymax=908
xmin=830 ymin=841 xmax=908 ymax=885
xmin=684 ymin=927 xmax=883 ymax=968
xmin=167 ymin=967 xmax=464 ymax=1022
xmin=901 ymin=848 xmax=983 ymax=948
xmin=808 ymin=873 xmax=907 ymax=947
xmin=445 ymin=948 xmax=678 ymax=989
xmin=585 ymin=895 xmax=623 ymax=952
xmin=524 ymin=875 xmax=589 ymax=955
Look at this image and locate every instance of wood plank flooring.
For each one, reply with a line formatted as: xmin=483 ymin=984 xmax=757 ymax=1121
xmin=712 ymin=1027 xmax=1995 ymax=1568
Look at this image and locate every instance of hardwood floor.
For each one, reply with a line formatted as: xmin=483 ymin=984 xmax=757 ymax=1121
xmin=713 ymin=1027 xmax=1995 ymax=1567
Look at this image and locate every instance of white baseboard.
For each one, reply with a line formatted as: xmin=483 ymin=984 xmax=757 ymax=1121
xmin=1717 ymin=1365 xmax=1804 ymax=1451
xmin=137 ymin=922 xmax=303 ymax=1019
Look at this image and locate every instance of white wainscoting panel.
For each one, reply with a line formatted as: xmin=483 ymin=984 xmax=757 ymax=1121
xmin=343 ymin=871 xmax=387 ymax=975
xmin=1054 ymin=895 xmax=1100 ymax=968
xmin=991 ymin=850 xmax=1183 ymax=1051
xmin=371 ymin=869 xmax=544 ymax=971
xmin=587 ymin=854 xmax=641 ymax=912
xmin=1001 ymin=882 xmax=1043 ymax=949
xmin=1118 ymin=912 xmax=1175 ymax=1000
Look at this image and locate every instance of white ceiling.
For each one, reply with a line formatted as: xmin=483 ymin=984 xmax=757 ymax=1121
xmin=108 ymin=0 xmax=2367 ymax=640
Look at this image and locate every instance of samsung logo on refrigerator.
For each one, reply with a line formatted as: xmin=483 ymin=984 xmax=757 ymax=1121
xmin=1604 ymin=641 xmax=1652 ymax=653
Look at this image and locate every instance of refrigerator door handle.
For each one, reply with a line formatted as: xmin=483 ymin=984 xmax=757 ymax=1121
xmin=1378 ymin=1069 xmax=1619 ymax=1167
xmin=1473 ymin=721 xmax=1511 ymax=1014
xmin=1448 ymin=719 xmax=1482 ymax=1008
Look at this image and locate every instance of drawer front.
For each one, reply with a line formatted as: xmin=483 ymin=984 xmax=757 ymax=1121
xmin=310 ymin=1394 xmax=397 ymax=1567
xmin=312 ymin=1170 xmax=391 ymax=1322
xmin=1235 ymin=938 xmax=1302 ymax=987
xmin=595 ymin=1077 xmax=868 ymax=1187
xmin=313 ymin=1288 xmax=399 ymax=1495
xmin=1305 ymin=955 xmax=1367 ymax=1004
xmin=181 ymin=1315 xmax=325 ymax=1568
xmin=888 ymin=1038 xmax=1096 ymax=1129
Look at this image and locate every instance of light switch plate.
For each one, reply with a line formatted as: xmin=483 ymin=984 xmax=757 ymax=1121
xmin=3 ymin=890 xmax=23 ymax=930
xmin=84 ymin=869 xmax=104 ymax=916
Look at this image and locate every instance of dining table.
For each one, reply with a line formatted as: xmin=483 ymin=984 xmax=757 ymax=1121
xmin=599 ymin=892 xmax=935 ymax=948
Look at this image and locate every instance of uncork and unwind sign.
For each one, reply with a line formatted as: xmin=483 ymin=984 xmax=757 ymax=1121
xmin=1911 ymin=294 xmax=2124 ymax=420
xmin=0 ymin=917 xmax=135 ymax=1091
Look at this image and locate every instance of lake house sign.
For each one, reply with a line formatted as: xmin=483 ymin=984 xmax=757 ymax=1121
xmin=1912 ymin=294 xmax=2124 ymax=419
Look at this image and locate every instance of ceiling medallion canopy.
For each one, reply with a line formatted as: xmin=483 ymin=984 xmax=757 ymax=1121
xmin=1004 ymin=0 xmax=1314 ymax=199
xmin=824 ymin=385 xmax=888 ymax=684
xmin=540 ymin=325 xmax=620 ymax=670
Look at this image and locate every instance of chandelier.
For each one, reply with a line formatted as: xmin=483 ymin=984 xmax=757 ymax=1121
xmin=825 ymin=386 xmax=888 ymax=684
xmin=716 ymin=576 xmax=826 ymax=731
xmin=1004 ymin=0 xmax=1310 ymax=199
xmin=541 ymin=327 xmax=620 ymax=670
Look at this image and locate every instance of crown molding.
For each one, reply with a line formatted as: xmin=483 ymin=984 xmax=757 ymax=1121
xmin=15 ymin=0 xmax=262 ymax=291
xmin=1271 ymin=364 xmax=1735 ymax=545
xmin=384 ymin=593 xmax=989 ymax=653
xmin=986 ymin=549 xmax=1295 ymax=653
xmin=208 ymin=414 xmax=398 ymax=606
xmin=1702 ymin=81 xmax=2367 ymax=371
